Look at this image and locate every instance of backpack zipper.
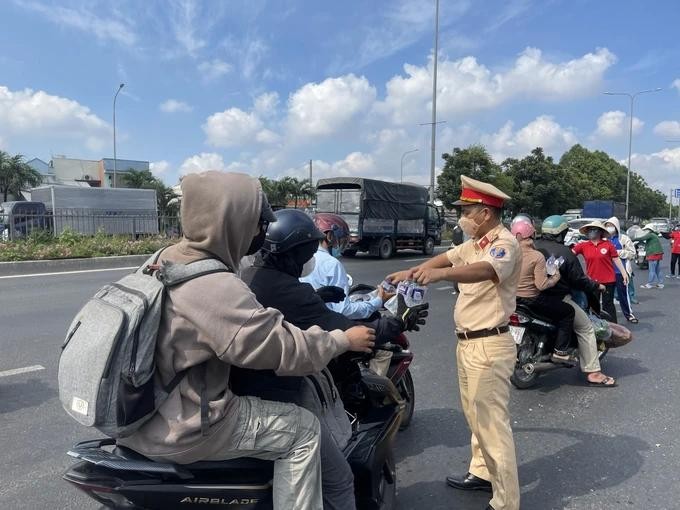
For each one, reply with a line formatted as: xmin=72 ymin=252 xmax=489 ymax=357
xmin=109 ymin=283 xmax=150 ymax=381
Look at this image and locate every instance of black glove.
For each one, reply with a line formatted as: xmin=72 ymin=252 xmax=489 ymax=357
xmin=316 ymin=285 xmax=346 ymax=303
xmin=396 ymin=293 xmax=429 ymax=332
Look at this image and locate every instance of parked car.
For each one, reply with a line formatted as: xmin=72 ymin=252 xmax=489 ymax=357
xmin=563 ymin=218 xmax=605 ymax=247
xmin=648 ymin=217 xmax=671 ymax=234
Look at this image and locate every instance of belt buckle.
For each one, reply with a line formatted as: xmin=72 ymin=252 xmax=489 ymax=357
xmin=457 ymin=330 xmax=469 ymax=340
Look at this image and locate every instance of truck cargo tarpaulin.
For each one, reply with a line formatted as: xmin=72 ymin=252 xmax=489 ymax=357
xmin=316 ymin=178 xmax=428 ymax=220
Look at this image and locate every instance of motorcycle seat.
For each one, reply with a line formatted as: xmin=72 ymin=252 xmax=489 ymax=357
xmin=516 ymin=304 xmax=556 ymax=326
xmin=113 ymin=445 xmax=274 ymax=474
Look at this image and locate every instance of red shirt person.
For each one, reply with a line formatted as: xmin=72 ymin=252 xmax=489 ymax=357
xmin=572 ymin=221 xmax=628 ymax=323
xmin=670 ymin=227 xmax=680 ymax=278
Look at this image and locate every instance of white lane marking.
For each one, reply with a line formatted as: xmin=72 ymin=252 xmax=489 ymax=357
xmin=0 ymin=365 xmax=45 ymax=377
xmin=0 ymin=266 xmax=138 ymax=280
xmin=402 ymin=257 xmax=430 ymax=262
xmin=436 ymin=285 xmax=454 ymax=290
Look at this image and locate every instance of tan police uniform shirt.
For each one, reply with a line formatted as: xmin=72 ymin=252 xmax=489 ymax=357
xmin=446 ymin=223 xmax=522 ymax=332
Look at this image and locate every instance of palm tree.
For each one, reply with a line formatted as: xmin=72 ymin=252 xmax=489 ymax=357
xmin=122 ymin=169 xmax=157 ymax=189
xmin=0 ymin=151 xmax=43 ymax=202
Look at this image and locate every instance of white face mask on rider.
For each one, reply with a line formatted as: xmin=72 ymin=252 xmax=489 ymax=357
xmin=300 ymin=257 xmax=316 ymax=278
xmin=606 ymin=226 xmax=616 ymax=236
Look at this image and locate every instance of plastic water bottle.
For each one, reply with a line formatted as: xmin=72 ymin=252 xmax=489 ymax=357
xmin=406 ymin=283 xmax=427 ymax=307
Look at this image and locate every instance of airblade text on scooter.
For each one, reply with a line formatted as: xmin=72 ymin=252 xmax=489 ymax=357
xmin=180 ymin=497 xmax=260 ymax=505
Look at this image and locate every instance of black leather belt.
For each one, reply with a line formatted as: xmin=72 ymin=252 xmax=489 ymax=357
xmin=456 ymin=326 xmax=509 ymax=340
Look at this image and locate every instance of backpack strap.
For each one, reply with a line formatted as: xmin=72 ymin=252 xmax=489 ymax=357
xmin=159 ymin=258 xmax=232 ymax=287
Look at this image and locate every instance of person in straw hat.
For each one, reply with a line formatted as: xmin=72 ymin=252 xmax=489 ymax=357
xmin=572 ymin=220 xmax=629 ymax=323
xmin=387 ymin=175 xmax=522 ymax=510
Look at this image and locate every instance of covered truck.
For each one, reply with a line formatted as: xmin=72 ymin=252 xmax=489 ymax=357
xmin=315 ymin=177 xmax=442 ymax=258
xmin=30 ymin=185 xmax=159 ymax=235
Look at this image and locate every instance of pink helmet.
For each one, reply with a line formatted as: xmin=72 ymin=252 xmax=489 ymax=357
xmin=510 ymin=216 xmax=535 ymax=239
xmin=313 ymin=213 xmax=350 ymax=240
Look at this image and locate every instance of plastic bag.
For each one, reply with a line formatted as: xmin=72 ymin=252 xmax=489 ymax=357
xmin=604 ymin=322 xmax=633 ymax=348
xmin=589 ymin=313 xmax=612 ymax=341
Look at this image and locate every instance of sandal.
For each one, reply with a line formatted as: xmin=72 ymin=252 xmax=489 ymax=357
xmin=626 ymin=316 xmax=639 ymax=324
xmin=587 ymin=375 xmax=617 ymax=387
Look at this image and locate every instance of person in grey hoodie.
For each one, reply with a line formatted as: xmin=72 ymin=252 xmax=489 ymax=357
xmin=118 ymin=171 xmax=376 ymax=510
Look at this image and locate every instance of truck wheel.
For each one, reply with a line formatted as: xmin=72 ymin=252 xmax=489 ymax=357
xmin=423 ymin=236 xmax=435 ymax=255
xmin=379 ymin=238 xmax=394 ymax=259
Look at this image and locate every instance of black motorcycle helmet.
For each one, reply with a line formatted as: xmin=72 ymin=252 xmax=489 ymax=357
xmin=263 ymin=209 xmax=325 ymax=254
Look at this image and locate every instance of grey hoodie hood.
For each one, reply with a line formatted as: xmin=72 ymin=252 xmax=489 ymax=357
xmin=164 ymin=171 xmax=263 ymax=270
xmin=606 ymin=216 xmax=622 ymax=236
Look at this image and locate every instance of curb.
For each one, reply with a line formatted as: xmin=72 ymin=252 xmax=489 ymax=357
xmin=0 ymin=254 xmax=152 ymax=277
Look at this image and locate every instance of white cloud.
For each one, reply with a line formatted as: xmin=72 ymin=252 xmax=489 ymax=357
xmin=595 ymin=110 xmax=643 ymax=138
xmin=0 ymin=85 xmax=110 ymax=151
xmin=378 ymin=47 xmax=616 ymax=125
xmin=672 ymin=79 xmax=680 ymax=94
xmin=254 ymin=92 xmax=279 ymax=117
xmin=197 ymin=59 xmax=232 ymax=80
xmin=629 ymin=147 xmax=680 ymax=193
xmin=203 ymin=107 xmax=263 ymax=148
xmin=287 ymin=74 xmax=377 ymax=138
xmin=15 ymin=0 xmax=136 ymax=46
xmin=330 ymin=0 xmax=471 ymax=72
xmin=654 ymin=121 xmax=680 ymax=139
xmin=168 ymin=0 xmax=206 ymax=57
xmin=150 ymin=160 xmax=170 ymax=176
xmin=482 ymin=115 xmax=578 ymax=161
xmin=159 ymin=99 xmax=193 ymax=113
xmin=179 ymin=152 xmax=226 ymax=175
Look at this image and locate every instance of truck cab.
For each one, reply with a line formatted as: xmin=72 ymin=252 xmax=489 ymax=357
xmin=315 ymin=178 xmax=442 ymax=258
xmin=0 ymin=201 xmax=49 ymax=240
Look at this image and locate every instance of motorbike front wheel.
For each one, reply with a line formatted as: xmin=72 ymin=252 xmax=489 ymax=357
xmin=397 ymin=369 xmax=415 ymax=430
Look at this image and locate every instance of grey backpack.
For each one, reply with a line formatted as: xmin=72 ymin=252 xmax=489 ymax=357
xmin=58 ymin=249 xmax=230 ymax=438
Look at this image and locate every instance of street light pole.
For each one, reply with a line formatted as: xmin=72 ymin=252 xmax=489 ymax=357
xmin=113 ymin=83 xmax=125 ymax=188
xmin=603 ymin=87 xmax=661 ymax=221
xmin=429 ymin=0 xmax=440 ymax=202
xmin=400 ymin=149 xmax=419 ymax=183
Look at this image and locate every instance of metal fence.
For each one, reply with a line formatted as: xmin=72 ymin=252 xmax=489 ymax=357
xmin=0 ymin=212 xmax=182 ymax=241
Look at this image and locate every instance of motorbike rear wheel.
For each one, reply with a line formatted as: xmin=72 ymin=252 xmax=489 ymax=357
xmin=377 ymin=452 xmax=397 ymax=510
xmin=397 ymin=369 xmax=415 ymax=430
xmin=511 ymin=334 xmax=540 ymax=389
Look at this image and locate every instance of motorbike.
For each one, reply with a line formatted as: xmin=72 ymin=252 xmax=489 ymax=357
xmin=508 ymin=301 xmax=610 ymax=389
xmin=348 ymin=282 xmax=416 ymax=430
xmin=63 ymin=280 xmax=417 ymax=510
xmin=634 ymin=241 xmax=648 ymax=269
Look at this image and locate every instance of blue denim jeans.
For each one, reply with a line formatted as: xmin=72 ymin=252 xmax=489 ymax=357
xmin=648 ymin=259 xmax=663 ymax=285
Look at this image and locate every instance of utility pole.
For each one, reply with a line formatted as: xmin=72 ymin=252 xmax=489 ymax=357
xmin=309 ymin=159 xmax=313 ymax=186
xmin=113 ymin=83 xmax=125 ymax=188
xmin=428 ymin=0 xmax=440 ymax=203
xmin=603 ymin=87 xmax=661 ymax=220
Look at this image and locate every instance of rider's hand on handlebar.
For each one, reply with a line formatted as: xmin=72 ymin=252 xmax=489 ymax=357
xmin=316 ymin=285 xmax=346 ymax=303
xmin=345 ymin=326 xmax=376 ymax=353
xmin=396 ymin=294 xmax=429 ymax=332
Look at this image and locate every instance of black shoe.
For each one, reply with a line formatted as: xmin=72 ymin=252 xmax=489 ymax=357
xmin=446 ymin=472 xmax=492 ymax=492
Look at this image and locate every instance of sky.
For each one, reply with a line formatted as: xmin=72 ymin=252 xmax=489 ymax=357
xmin=2 ymin=0 xmax=680 ymax=198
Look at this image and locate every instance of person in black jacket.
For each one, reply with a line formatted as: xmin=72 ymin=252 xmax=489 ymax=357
xmin=535 ymin=215 xmax=616 ymax=387
xmin=235 ymin=209 xmax=428 ymax=509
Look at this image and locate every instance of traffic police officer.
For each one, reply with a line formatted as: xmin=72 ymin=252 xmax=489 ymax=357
xmin=388 ymin=175 xmax=521 ymax=510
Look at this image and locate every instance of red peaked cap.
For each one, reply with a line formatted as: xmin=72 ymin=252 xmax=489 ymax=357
xmin=453 ymin=175 xmax=511 ymax=208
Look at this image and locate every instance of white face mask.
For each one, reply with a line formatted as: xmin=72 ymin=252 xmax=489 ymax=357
xmin=300 ymin=257 xmax=316 ymax=278
xmin=606 ymin=226 xmax=616 ymax=235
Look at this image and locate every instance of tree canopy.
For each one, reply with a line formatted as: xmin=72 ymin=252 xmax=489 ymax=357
xmin=437 ymin=144 xmax=669 ymax=220
xmin=123 ymin=169 xmax=179 ymax=215
xmin=259 ymin=176 xmax=314 ymax=208
xmin=0 ymin=151 xmax=44 ymax=202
